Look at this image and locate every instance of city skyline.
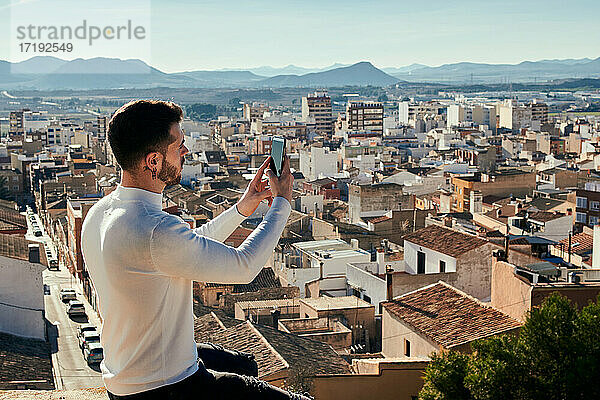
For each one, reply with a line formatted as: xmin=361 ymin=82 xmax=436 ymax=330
xmin=0 ymin=0 xmax=599 ymax=73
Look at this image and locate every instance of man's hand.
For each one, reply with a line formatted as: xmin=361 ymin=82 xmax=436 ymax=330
xmin=236 ymin=157 xmax=273 ymax=217
xmin=266 ymin=155 xmax=293 ymax=204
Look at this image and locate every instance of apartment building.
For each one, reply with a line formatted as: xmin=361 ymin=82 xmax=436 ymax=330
xmin=346 ymin=100 xmax=384 ymax=135
xmin=243 ymin=102 xmax=270 ymax=122
xmin=451 ymin=169 xmax=536 ymax=212
xmin=302 ymin=92 xmax=333 ymax=136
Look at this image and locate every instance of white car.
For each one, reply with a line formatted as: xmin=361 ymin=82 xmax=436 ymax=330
xmin=60 ymin=288 xmax=77 ymax=302
xmin=66 ymin=300 xmax=86 ymax=317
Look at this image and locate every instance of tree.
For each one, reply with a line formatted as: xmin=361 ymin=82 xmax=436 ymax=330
xmin=420 ymin=351 xmax=471 ymax=400
xmin=419 ymin=293 xmax=600 ymax=400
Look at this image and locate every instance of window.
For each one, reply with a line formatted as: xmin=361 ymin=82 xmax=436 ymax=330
xmin=576 ymin=212 xmax=587 ymax=224
xmin=216 ymin=292 xmax=223 ymax=300
xmin=577 ymin=197 xmax=588 ymax=209
xmin=590 ymin=216 xmax=599 ymax=226
xmin=439 ymin=260 xmax=446 ymax=273
xmin=363 ymin=294 xmax=372 ymax=304
xmin=591 ymin=201 xmax=600 ymax=211
xmin=404 ymin=339 xmax=411 ymax=357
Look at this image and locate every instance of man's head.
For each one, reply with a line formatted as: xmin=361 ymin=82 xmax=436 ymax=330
xmin=108 ymin=100 xmax=188 ymax=186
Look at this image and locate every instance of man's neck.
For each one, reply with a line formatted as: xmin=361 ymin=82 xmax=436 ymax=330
xmin=120 ymin=171 xmax=165 ymax=194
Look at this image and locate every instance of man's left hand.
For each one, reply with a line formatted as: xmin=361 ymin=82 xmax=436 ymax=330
xmin=236 ymin=157 xmax=273 ymax=217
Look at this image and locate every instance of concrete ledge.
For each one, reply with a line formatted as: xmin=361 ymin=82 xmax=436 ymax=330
xmin=0 ymin=388 xmax=106 ymax=399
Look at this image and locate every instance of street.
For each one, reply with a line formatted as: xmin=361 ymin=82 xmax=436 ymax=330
xmin=43 ymin=266 xmax=104 ymax=390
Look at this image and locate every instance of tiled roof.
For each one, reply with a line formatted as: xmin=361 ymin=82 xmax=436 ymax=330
xmin=224 ymin=226 xmax=253 ymax=247
xmin=195 ymin=320 xmax=289 ymax=378
xmin=0 ymin=331 xmax=54 ymax=390
xmin=368 ymin=215 xmax=392 ymax=224
xmin=254 ymin=323 xmax=351 ymax=376
xmin=233 ymin=267 xmax=281 ymax=294
xmin=402 ymin=225 xmax=488 ymax=258
xmin=528 ymin=211 xmax=563 ymax=223
xmin=193 ymin=301 xmax=240 ymax=328
xmin=0 ymin=206 xmax=27 ymax=231
xmin=0 ymin=234 xmax=46 ymax=264
xmin=557 ymin=232 xmax=593 ymax=254
xmin=194 ymin=312 xmax=229 ymax=342
xmin=382 ymin=282 xmax=521 ymax=348
xmin=193 ymin=313 xmax=350 ymax=379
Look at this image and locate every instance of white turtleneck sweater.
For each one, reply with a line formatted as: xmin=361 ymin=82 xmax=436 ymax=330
xmin=81 ymin=185 xmax=291 ymax=395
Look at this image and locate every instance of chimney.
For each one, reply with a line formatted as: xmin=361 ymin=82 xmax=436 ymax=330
xmin=351 ymin=238 xmax=359 ymax=249
xmin=386 ymin=266 xmax=393 ymax=302
xmin=593 ymin=225 xmax=600 ymax=268
xmin=271 ymin=309 xmax=281 ymax=330
xmin=377 ymin=248 xmax=386 ymax=274
xmin=28 ymin=244 xmax=40 ymax=264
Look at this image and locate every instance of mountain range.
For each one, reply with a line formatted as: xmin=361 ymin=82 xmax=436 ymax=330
xmin=0 ymin=56 xmax=599 ymax=90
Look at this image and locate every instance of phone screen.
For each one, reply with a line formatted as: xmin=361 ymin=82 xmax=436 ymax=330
xmin=270 ymin=137 xmax=285 ymax=176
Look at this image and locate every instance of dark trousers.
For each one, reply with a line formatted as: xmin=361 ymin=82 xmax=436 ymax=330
xmin=106 ymin=343 xmax=311 ymax=400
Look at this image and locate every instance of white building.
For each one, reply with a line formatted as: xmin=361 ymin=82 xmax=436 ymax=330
xmin=0 ymin=242 xmax=46 ymax=340
xmin=277 ymin=239 xmax=370 ymax=297
xmin=299 ymin=146 xmax=338 ymax=181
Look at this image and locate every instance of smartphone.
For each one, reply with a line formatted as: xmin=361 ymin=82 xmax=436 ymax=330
xmin=270 ymin=136 xmax=286 ymax=177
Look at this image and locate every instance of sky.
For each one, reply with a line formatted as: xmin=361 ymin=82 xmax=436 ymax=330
xmin=0 ymin=0 xmax=599 ymax=73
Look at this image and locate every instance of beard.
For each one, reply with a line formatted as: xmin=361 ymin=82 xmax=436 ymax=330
xmin=158 ymin=157 xmax=183 ymax=186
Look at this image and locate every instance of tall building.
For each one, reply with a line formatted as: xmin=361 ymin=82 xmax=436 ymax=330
xmin=529 ymin=100 xmax=549 ymax=124
xmin=346 ymin=100 xmax=384 ymax=135
xmin=398 ymin=101 xmax=446 ymax=127
xmin=97 ymin=116 xmax=107 ymax=139
xmin=302 ymin=92 xmax=333 ymax=136
xmin=9 ymin=110 xmax=24 ymax=136
xmin=243 ymin=102 xmax=269 ymax=122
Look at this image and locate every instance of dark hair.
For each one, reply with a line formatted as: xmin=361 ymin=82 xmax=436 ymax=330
xmin=108 ymin=100 xmax=183 ymax=171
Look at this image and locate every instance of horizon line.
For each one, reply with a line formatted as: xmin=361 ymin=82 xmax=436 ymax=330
xmin=2 ymin=55 xmax=599 ymax=75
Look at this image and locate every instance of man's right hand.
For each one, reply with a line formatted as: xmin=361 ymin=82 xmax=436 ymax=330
xmin=266 ymin=156 xmax=293 ymax=204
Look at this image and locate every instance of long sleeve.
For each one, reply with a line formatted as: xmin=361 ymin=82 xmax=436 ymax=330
xmin=192 ymin=204 xmax=247 ymax=242
xmin=150 ymin=196 xmax=291 ymax=284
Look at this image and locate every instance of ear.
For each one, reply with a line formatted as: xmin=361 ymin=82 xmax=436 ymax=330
xmin=144 ymin=151 xmax=163 ymax=171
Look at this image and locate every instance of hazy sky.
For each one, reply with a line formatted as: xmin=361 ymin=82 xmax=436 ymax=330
xmin=1 ymin=0 xmax=599 ymax=73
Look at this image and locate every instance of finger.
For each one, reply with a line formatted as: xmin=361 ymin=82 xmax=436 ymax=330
xmin=250 ymin=157 xmax=272 ymax=185
xmin=282 ymin=156 xmax=291 ymax=175
xmin=258 ymin=188 xmax=272 ymax=199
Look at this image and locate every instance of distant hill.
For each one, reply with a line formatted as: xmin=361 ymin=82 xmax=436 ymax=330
xmin=173 ymin=70 xmax=266 ymax=86
xmin=1 ymin=56 xmax=600 ymax=89
xmin=11 ymin=56 xmax=68 ymax=74
xmin=390 ymin=57 xmax=600 ymax=83
xmin=221 ymin=63 xmax=350 ymax=77
xmin=256 ymin=61 xmax=400 ymax=87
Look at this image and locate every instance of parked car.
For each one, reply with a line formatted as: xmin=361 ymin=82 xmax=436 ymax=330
xmin=66 ymin=300 xmax=86 ymax=317
xmin=49 ymin=259 xmax=59 ymax=270
xmin=80 ymin=331 xmax=100 ymax=351
xmin=84 ymin=343 xmax=104 ymax=365
xmin=77 ymin=324 xmax=97 ymax=340
xmin=43 ymin=284 xmax=50 ymax=295
xmin=59 ymin=288 xmax=77 ymax=302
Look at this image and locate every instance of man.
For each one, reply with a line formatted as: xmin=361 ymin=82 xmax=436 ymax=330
xmin=82 ymin=100 xmax=308 ymax=399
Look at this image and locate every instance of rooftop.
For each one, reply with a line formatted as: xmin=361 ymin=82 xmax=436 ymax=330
xmin=0 ymin=331 xmax=54 ymax=391
xmin=292 ymin=239 xmax=370 ymax=260
xmin=382 ymin=282 xmax=521 ymax=348
xmin=402 ymin=225 xmax=488 ymax=258
xmin=527 ymin=211 xmax=565 ymax=223
xmin=193 ymin=314 xmax=350 ymax=379
xmin=300 ymin=295 xmax=374 ymax=311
